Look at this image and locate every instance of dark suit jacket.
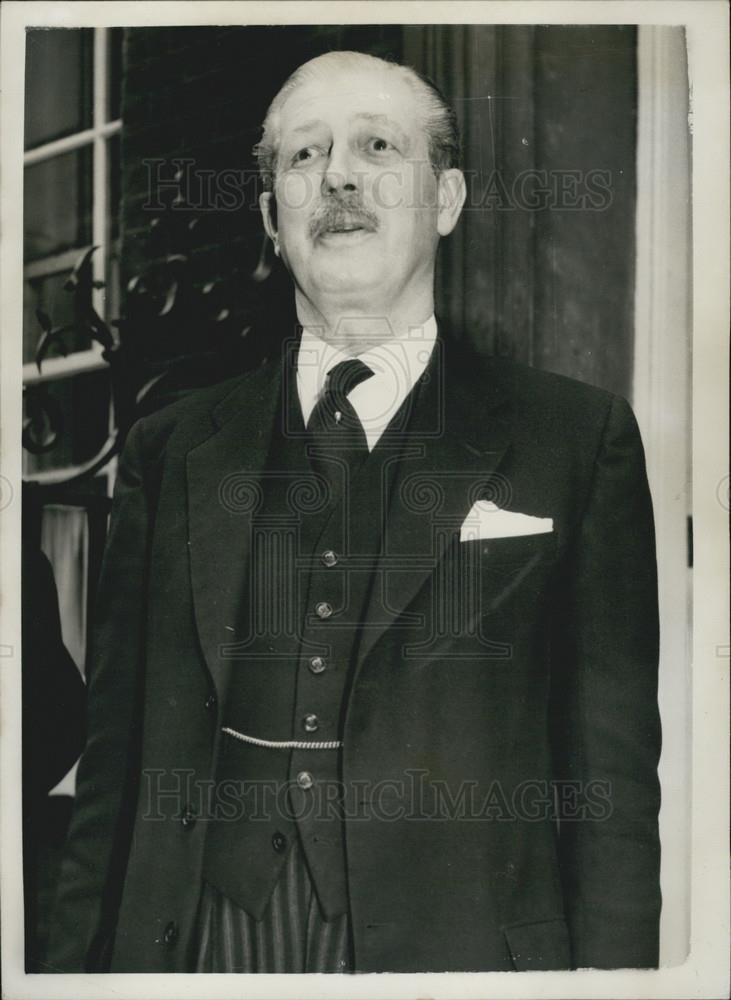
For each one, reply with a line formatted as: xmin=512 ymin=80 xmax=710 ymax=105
xmin=47 ymin=336 xmax=661 ymax=973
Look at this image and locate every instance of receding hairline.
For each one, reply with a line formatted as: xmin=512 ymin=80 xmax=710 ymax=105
xmin=263 ymin=52 xmax=435 ymax=146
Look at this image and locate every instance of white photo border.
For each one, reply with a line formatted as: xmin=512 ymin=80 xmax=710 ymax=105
xmin=1 ymin=2 xmax=728 ymax=999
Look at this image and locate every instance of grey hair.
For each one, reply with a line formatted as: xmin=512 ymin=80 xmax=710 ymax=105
xmin=253 ymin=50 xmax=461 ymax=191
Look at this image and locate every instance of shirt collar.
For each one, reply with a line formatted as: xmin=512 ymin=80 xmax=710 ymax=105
xmin=296 ymin=316 xmax=438 ymax=449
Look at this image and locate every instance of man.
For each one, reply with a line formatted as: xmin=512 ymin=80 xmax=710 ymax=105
xmin=48 ymin=50 xmax=661 ymax=974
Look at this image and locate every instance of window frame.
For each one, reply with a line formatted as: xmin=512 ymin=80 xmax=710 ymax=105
xmin=22 ymin=27 xmax=122 ymax=487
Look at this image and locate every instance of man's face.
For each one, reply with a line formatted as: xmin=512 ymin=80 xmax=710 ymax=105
xmin=260 ymin=64 xmax=461 ymax=319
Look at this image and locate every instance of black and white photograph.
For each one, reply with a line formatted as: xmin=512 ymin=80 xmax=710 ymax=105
xmin=1 ymin=2 xmax=728 ymax=998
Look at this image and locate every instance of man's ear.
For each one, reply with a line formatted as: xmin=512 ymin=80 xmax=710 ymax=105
xmin=259 ymin=191 xmax=278 ymax=245
xmin=436 ymin=168 xmax=467 ymax=236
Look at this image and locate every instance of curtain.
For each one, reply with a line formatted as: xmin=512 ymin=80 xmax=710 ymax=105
xmin=402 ymin=24 xmax=637 ymax=398
xmin=40 ymin=505 xmax=87 ymax=677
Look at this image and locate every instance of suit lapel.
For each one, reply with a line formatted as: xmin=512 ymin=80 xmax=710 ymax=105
xmin=186 ymin=359 xmax=282 ymax=701
xmin=355 ymin=337 xmax=513 ymax=671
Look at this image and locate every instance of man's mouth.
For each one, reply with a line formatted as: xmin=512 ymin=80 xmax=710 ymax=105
xmin=325 ymin=222 xmax=365 ymax=233
xmin=317 ymin=219 xmax=377 ymax=242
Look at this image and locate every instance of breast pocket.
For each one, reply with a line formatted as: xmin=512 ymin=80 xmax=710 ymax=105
xmin=401 ymin=531 xmax=559 ymax=664
xmin=467 ymin=531 xmax=559 ymax=617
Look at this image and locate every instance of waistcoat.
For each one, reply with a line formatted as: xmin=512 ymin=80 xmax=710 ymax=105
xmin=201 ymin=353 xmax=419 ymax=919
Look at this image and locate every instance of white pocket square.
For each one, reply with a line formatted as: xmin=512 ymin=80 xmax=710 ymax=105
xmin=459 ymin=501 xmax=553 ymax=541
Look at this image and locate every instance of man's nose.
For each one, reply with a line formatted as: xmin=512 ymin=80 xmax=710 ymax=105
xmin=321 ymin=142 xmax=358 ymax=195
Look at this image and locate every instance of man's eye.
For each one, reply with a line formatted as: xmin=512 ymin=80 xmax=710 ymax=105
xmin=368 ymin=137 xmax=394 ymax=153
xmin=292 ymin=146 xmax=320 ymax=165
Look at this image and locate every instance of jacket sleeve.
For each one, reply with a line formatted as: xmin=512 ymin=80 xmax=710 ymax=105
xmin=46 ymin=418 xmax=153 ymax=972
xmin=549 ymin=394 xmax=662 ymax=969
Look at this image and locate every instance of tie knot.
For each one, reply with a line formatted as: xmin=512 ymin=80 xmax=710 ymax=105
xmin=325 ymin=358 xmax=374 ymax=404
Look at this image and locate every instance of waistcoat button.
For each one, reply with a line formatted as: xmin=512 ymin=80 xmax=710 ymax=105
xmin=272 ymin=831 xmax=287 ymax=853
xmin=303 ymin=713 xmax=319 ymax=733
xmin=309 ymin=656 xmax=326 ymax=674
xmin=321 ymin=549 xmax=338 ymax=567
xmin=315 ymin=601 xmax=333 ymax=619
xmin=180 ymin=805 xmax=196 ymax=830
xmin=297 ymin=771 xmax=314 ymax=790
xmin=204 ymin=693 xmax=216 ymax=710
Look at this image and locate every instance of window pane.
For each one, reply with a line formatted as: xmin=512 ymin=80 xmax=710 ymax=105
xmin=23 ymin=268 xmax=96 ymax=366
xmin=23 ymin=370 xmax=111 ymax=475
xmin=25 ymin=28 xmax=93 ymax=150
xmin=24 ymin=147 xmax=92 ymax=262
xmin=108 ymin=28 xmax=123 ymax=121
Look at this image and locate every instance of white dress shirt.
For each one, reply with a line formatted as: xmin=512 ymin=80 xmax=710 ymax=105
xmin=296 ymin=316 xmax=438 ymax=451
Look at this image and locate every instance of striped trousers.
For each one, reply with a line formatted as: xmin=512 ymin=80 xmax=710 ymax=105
xmin=193 ymin=834 xmax=352 ymax=973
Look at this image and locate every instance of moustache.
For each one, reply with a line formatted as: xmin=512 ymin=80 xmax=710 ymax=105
xmin=309 ymin=198 xmax=379 ymax=239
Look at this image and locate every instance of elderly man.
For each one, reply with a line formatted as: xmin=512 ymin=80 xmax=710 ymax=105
xmin=49 ymin=50 xmax=661 ymax=974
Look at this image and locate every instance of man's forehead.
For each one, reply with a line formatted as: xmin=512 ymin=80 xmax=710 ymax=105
xmin=278 ymin=67 xmax=420 ymax=131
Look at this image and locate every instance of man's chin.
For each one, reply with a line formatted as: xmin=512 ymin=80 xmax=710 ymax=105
xmin=305 ymin=262 xmax=386 ymax=301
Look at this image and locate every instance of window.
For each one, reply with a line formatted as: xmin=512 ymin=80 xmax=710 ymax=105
xmin=23 ymin=27 xmax=122 ymax=487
